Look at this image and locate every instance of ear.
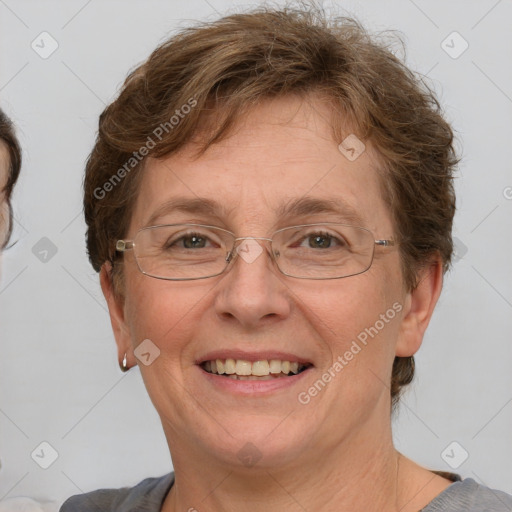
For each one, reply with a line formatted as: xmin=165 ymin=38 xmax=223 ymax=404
xmin=395 ymin=257 xmax=444 ymax=357
xmin=100 ymin=263 xmax=134 ymax=369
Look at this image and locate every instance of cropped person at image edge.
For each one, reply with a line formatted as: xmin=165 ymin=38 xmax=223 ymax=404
xmin=60 ymin=6 xmax=512 ymax=512
xmin=0 ymin=108 xmax=21 ymax=259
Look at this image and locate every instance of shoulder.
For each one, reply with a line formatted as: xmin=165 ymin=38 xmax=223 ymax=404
xmin=59 ymin=473 xmax=174 ymax=512
xmin=423 ymin=477 xmax=512 ymax=512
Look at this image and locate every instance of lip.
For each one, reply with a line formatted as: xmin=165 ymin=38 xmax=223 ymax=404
xmin=197 ymin=363 xmax=314 ymax=395
xmin=196 ymin=350 xmax=313 ymax=365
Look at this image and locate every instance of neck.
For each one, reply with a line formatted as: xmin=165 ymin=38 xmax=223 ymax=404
xmin=161 ymin=407 xmax=419 ymax=512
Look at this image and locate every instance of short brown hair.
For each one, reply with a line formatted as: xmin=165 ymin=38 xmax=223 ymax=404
xmin=84 ymin=6 xmax=458 ymax=408
xmin=0 ymin=108 xmax=22 ymax=248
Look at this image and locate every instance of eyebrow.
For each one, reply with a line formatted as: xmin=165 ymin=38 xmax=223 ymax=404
xmin=146 ymin=195 xmax=365 ymax=227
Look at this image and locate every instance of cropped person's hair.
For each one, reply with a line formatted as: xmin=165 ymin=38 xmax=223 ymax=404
xmin=0 ymin=108 xmax=22 ymax=248
xmin=83 ymin=6 xmax=458 ymax=409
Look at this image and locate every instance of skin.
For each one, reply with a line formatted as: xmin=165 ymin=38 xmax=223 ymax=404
xmin=101 ymin=94 xmax=453 ymax=511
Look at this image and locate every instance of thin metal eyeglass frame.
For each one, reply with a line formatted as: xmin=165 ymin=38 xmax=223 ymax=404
xmin=115 ymin=223 xmax=396 ymax=281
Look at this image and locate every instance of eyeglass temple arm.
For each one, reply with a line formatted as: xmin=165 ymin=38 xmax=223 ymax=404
xmin=116 ymin=240 xmax=134 ymax=252
xmin=375 ymin=239 xmax=395 ymax=247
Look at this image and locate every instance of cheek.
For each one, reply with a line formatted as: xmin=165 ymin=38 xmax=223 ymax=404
xmin=123 ymin=274 xmax=210 ymax=365
xmin=306 ymin=270 xmax=403 ymax=379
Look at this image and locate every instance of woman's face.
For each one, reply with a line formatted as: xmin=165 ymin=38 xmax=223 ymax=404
xmin=104 ymin=95 xmax=431 ymax=470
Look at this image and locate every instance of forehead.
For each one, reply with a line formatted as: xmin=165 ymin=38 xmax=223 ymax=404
xmin=132 ymin=96 xmax=392 ymax=234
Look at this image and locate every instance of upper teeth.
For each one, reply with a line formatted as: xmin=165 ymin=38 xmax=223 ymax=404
xmin=203 ymin=359 xmax=304 ymax=376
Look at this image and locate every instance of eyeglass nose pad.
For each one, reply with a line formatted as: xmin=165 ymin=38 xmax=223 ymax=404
xmin=224 ymin=238 xmax=243 ymax=264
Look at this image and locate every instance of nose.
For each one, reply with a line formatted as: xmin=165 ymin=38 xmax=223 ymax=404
xmin=213 ymin=237 xmax=291 ymax=329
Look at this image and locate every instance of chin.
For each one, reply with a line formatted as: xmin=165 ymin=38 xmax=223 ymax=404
xmin=191 ymin=413 xmax=316 ymax=470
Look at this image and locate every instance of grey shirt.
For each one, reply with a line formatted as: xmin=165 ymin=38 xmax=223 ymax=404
xmin=60 ymin=472 xmax=512 ymax=511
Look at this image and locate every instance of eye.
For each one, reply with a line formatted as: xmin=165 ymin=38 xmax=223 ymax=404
xmin=165 ymin=231 xmax=218 ymax=250
xmin=297 ymin=230 xmax=346 ymax=250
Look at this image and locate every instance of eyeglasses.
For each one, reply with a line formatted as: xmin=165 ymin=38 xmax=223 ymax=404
xmin=115 ymin=223 xmax=395 ymax=281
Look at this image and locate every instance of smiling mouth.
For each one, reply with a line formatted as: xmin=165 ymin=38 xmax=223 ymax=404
xmin=200 ymin=359 xmax=312 ymax=380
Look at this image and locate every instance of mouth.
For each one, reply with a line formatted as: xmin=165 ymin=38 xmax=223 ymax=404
xmin=200 ymin=358 xmax=313 ymax=380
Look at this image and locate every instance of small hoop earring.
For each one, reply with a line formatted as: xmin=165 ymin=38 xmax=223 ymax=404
xmin=119 ymin=353 xmax=129 ymax=372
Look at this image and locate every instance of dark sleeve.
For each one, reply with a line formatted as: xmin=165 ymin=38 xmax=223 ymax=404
xmin=423 ymin=478 xmax=512 ymax=512
xmin=59 ymin=473 xmax=174 ymax=512
xmin=60 ymin=488 xmax=125 ymax=511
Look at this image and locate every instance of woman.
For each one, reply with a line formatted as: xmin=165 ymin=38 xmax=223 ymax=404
xmin=1 ymin=112 xmax=63 ymax=512
xmin=0 ymin=108 xmax=21 ymax=252
xmin=61 ymin=6 xmax=512 ymax=511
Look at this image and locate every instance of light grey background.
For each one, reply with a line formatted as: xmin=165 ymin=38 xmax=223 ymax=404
xmin=1 ymin=0 xmax=511 ymax=506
